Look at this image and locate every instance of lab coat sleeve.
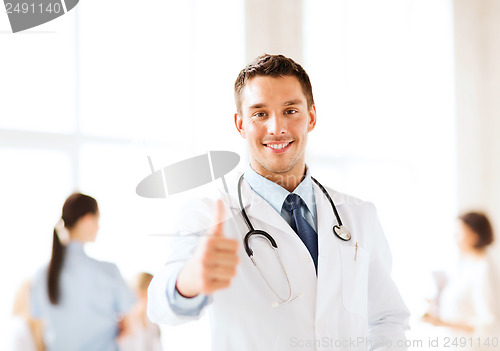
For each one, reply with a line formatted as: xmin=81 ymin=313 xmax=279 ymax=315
xmin=166 ymin=265 xmax=209 ymax=316
xmin=147 ymin=197 xmax=215 ymax=326
xmin=366 ymin=203 xmax=410 ymax=351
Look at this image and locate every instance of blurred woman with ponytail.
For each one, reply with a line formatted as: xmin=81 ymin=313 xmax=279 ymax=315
xmin=30 ymin=193 xmax=135 ymax=351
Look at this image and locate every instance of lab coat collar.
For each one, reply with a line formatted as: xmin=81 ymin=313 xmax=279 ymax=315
xmin=227 ymin=173 xmax=345 ymax=240
xmin=227 ymin=171 xmax=295 ymax=236
xmin=228 ymin=169 xmax=347 ymax=211
xmin=311 ymin=177 xmax=346 ymax=206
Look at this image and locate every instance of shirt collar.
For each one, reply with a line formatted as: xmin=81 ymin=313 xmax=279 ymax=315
xmin=244 ymin=164 xmax=315 ymax=216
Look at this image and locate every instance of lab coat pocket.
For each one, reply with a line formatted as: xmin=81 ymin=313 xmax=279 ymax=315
xmin=339 ymin=245 xmax=369 ymax=315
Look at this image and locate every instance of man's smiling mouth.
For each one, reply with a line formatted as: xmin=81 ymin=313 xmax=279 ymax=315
xmin=263 ymin=141 xmax=293 ymax=151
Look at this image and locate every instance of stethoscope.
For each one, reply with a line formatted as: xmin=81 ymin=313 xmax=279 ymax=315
xmin=237 ymin=174 xmax=351 ymax=306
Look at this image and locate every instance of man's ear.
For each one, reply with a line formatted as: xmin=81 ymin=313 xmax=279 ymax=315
xmin=307 ymin=105 xmax=317 ymax=132
xmin=234 ymin=112 xmax=246 ymax=138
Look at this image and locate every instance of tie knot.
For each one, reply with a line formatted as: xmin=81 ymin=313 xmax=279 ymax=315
xmin=283 ymin=193 xmax=304 ymax=213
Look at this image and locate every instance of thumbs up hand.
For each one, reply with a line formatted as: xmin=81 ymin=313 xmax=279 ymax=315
xmin=176 ymin=199 xmax=240 ymax=297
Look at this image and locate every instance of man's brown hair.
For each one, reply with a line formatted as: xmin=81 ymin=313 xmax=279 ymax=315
xmin=234 ymin=54 xmax=315 ymax=114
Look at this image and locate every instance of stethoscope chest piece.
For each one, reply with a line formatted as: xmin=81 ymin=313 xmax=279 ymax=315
xmin=333 ymin=225 xmax=351 ymax=241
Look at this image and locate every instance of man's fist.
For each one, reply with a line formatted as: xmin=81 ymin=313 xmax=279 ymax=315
xmin=176 ymin=199 xmax=239 ymax=297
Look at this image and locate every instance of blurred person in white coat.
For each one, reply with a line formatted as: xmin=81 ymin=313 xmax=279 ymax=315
xmin=148 ymin=54 xmax=410 ymax=350
xmin=423 ymin=212 xmax=499 ymax=349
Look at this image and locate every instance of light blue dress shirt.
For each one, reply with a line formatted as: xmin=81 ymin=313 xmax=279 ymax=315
xmin=167 ymin=165 xmax=317 ymax=315
xmin=244 ymin=165 xmax=317 ymax=231
xmin=31 ymin=241 xmax=135 ymax=351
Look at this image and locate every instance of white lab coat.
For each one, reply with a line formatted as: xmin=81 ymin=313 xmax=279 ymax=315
xmin=148 ymin=172 xmax=410 ymax=350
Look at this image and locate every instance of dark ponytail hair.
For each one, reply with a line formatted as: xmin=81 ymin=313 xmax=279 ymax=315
xmin=48 ymin=193 xmax=98 ymax=305
xmin=458 ymin=211 xmax=494 ymax=250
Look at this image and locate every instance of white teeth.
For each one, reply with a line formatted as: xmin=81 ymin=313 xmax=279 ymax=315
xmin=267 ymin=143 xmax=289 ymax=149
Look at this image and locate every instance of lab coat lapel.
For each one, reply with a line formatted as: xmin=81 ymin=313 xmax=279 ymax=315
xmin=313 ymin=181 xmax=343 ymax=277
xmin=313 ymin=181 xmax=348 ymax=332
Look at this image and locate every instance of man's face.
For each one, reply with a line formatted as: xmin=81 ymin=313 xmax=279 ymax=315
xmin=235 ymin=75 xmax=316 ymax=179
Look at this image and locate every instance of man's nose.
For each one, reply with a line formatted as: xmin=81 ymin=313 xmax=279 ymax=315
xmin=267 ymin=114 xmax=287 ymax=135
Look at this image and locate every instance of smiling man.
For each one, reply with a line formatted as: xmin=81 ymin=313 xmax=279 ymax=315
xmin=234 ymin=74 xmax=316 ymax=192
xmin=148 ymin=54 xmax=410 ymax=350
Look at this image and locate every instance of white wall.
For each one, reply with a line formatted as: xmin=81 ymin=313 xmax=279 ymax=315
xmin=245 ymin=0 xmax=304 ymax=63
xmin=453 ymin=0 xmax=500 ymax=247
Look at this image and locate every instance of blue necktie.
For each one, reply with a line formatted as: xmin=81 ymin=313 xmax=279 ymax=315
xmin=283 ymin=193 xmax=318 ymax=273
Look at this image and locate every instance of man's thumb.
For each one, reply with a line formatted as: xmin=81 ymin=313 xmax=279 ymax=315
xmin=210 ymin=199 xmax=225 ymax=237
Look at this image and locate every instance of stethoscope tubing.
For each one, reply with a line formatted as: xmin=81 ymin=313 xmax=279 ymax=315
xmin=238 ymin=173 xmax=350 ymax=257
xmin=235 ymin=173 xmax=351 ymax=305
xmin=310 ymin=176 xmax=343 ymax=227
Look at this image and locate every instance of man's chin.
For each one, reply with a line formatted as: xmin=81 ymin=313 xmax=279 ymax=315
xmin=260 ymin=161 xmax=295 ymax=175
xmin=251 ymin=153 xmax=302 ymax=175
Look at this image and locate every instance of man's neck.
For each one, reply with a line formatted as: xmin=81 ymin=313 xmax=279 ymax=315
xmin=250 ymin=163 xmax=306 ymax=193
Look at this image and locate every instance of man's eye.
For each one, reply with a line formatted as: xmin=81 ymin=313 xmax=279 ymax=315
xmin=254 ymin=112 xmax=267 ymax=117
xmin=285 ymin=109 xmax=298 ymax=115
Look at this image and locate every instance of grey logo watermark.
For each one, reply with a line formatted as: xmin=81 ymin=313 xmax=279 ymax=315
xmin=289 ymin=336 xmax=499 ymax=349
xmin=137 ymin=151 xmax=241 ymax=237
xmin=136 ymin=151 xmax=240 ymax=198
xmin=4 ymin=0 xmax=79 ymax=33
